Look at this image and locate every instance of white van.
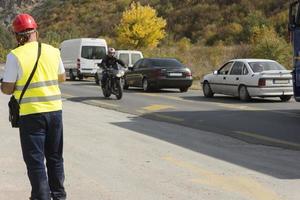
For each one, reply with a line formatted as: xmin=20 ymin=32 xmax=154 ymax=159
xmin=116 ymin=50 xmax=143 ymax=68
xmin=60 ymin=38 xmax=107 ymax=80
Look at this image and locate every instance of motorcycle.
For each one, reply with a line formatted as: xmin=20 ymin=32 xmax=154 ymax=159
xmin=100 ymin=65 xmax=126 ymax=100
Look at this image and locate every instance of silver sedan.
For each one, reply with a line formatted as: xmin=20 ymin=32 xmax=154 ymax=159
xmin=201 ymin=59 xmax=293 ymax=102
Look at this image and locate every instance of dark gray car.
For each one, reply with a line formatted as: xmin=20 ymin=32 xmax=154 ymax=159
xmin=124 ymin=58 xmax=193 ymax=92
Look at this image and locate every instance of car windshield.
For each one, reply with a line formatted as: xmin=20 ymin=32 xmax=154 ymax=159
xmin=149 ymin=59 xmax=183 ymax=68
xmin=249 ymin=61 xmax=285 ymax=72
xmin=81 ymin=46 xmax=106 ymax=60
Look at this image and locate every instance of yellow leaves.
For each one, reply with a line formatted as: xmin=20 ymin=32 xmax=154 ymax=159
xmin=250 ymin=26 xmax=277 ymax=44
xmin=116 ymin=2 xmax=167 ymax=49
xmin=225 ymin=23 xmax=243 ymax=36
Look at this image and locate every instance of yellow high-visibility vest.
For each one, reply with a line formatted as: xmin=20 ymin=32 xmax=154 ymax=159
xmin=12 ymin=41 xmax=62 ymax=116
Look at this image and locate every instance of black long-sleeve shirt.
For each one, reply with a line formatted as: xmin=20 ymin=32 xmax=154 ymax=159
xmin=100 ymin=55 xmax=125 ymax=69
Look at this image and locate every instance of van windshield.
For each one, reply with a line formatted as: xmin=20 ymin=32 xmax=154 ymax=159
xmin=81 ymin=46 xmax=106 ymax=60
xmin=119 ymin=53 xmax=130 ymax=66
xmin=132 ymin=53 xmax=142 ymax=65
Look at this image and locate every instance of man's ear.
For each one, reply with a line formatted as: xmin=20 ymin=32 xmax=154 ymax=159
xmin=1 ymin=82 xmax=16 ymax=95
xmin=35 ymin=31 xmax=39 ymax=40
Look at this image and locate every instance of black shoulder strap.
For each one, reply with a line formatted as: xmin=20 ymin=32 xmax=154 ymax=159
xmin=19 ymin=42 xmax=42 ymax=104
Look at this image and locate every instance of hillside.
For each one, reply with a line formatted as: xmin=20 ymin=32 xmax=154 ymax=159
xmin=0 ymin=0 xmax=291 ymax=47
xmin=32 ymin=0 xmax=290 ymax=46
xmin=0 ymin=0 xmax=293 ymax=75
xmin=0 ymin=0 xmax=44 ymax=49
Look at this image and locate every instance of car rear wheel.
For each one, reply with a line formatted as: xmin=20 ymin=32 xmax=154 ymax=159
xmin=280 ymin=95 xmax=292 ymax=102
xmin=95 ymin=73 xmax=100 ymax=85
xmin=239 ymin=85 xmax=251 ymax=101
xmin=142 ymin=78 xmax=150 ymax=92
xmin=78 ymin=74 xmax=83 ymax=81
xmin=69 ymin=69 xmax=76 ymax=81
xmin=123 ymin=79 xmax=129 ymax=90
xmin=203 ymin=82 xmax=214 ymax=98
xmin=180 ymin=87 xmax=189 ymax=93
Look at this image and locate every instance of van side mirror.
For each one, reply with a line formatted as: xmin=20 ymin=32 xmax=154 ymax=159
xmin=213 ymin=70 xmax=218 ymax=75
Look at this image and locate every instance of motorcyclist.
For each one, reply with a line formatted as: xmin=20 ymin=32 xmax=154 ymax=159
xmin=100 ymin=47 xmax=125 ymax=87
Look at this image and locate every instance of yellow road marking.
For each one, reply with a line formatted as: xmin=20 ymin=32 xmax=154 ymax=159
xmin=270 ymin=110 xmax=300 ymax=118
xmin=140 ymin=93 xmax=160 ymax=97
xmin=136 ymin=110 xmax=184 ymax=122
xmin=140 ymin=93 xmax=266 ymax=111
xmin=163 ymin=156 xmax=281 ymax=200
xmin=143 ymin=104 xmax=174 ymax=111
xmin=140 ymin=93 xmax=300 ymax=119
xmin=215 ymin=103 xmax=266 ymax=111
xmin=234 ymin=131 xmax=300 ymax=148
xmin=136 ymin=110 xmax=146 ymax=114
xmin=152 ymin=113 xmax=184 ymax=122
xmin=140 ymin=93 xmax=191 ymax=102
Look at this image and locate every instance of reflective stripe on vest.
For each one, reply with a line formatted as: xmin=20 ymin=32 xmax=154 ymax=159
xmin=11 ymin=42 xmax=62 ymax=116
xmin=15 ymin=80 xmax=59 ymax=91
xmin=20 ymin=95 xmax=61 ymax=104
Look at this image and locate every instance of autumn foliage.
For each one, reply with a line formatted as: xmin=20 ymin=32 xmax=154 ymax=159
xmin=116 ymin=2 xmax=166 ymax=49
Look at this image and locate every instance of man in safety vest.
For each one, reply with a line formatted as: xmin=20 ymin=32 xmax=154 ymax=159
xmin=1 ymin=14 xmax=67 ymax=200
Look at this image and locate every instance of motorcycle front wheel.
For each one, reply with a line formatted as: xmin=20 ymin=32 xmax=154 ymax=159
xmin=115 ymin=79 xmax=123 ymax=100
xmin=102 ymin=82 xmax=111 ymax=98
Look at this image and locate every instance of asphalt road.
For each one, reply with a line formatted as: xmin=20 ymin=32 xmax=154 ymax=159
xmin=60 ymin=79 xmax=300 ymax=150
xmin=1 ymin=93 xmax=300 ymax=200
xmin=1 ymin=66 xmax=300 ymax=199
xmin=1 ymin=61 xmax=299 ymax=150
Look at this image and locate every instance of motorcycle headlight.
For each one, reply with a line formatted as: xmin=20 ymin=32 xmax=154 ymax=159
xmin=116 ymin=71 xmax=124 ymax=78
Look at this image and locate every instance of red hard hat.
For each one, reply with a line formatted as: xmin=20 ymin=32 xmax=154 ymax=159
xmin=12 ymin=13 xmax=37 ymax=33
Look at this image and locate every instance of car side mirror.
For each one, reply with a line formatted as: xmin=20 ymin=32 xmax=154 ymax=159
xmin=213 ymin=70 xmax=218 ymax=75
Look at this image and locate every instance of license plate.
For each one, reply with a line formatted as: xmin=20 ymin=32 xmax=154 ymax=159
xmin=273 ymin=79 xmax=289 ymax=84
xmin=169 ymin=72 xmax=182 ymax=77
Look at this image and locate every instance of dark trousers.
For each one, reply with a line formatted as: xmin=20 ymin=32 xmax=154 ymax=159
xmin=101 ymin=71 xmax=108 ymax=87
xmin=19 ymin=110 xmax=66 ymax=200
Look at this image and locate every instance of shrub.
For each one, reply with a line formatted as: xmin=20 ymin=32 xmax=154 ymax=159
xmin=143 ymin=44 xmax=251 ymax=79
xmin=250 ymin=26 xmax=292 ymax=68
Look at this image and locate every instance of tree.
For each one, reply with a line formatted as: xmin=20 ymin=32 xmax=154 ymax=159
xmin=116 ymin=2 xmax=166 ymax=49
